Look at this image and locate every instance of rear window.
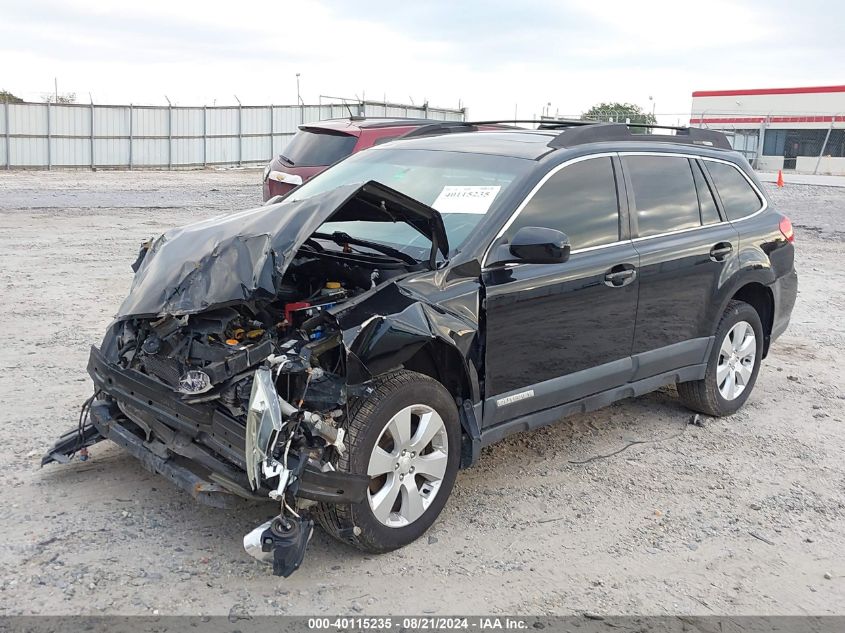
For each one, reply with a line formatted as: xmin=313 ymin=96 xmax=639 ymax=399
xmin=624 ymin=155 xmax=701 ymax=237
xmin=704 ymin=161 xmax=763 ymax=221
xmin=280 ymin=129 xmax=357 ymax=167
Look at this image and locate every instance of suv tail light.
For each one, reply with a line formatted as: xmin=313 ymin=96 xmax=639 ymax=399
xmin=779 ymin=216 xmax=794 ymax=243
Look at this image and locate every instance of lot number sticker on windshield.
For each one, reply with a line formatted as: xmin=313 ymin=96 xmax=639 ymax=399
xmin=432 ymin=185 xmax=501 ymax=214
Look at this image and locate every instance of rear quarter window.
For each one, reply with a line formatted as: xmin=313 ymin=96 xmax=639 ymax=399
xmin=692 ymin=161 xmax=722 ymax=225
xmin=704 ymin=161 xmax=763 ymax=221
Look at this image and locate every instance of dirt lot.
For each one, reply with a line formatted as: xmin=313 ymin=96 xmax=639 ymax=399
xmin=0 ymin=170 xmax=842 ymax=616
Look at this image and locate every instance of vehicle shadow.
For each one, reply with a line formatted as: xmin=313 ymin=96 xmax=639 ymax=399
xmin=457 ymin=385 xmax=699 ymax=486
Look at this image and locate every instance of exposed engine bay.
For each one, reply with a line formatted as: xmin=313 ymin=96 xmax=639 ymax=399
xmin=121 ymin=247 xmax=407 ymax=416
xmin=41 ymin=181 xmax=476 ymax=578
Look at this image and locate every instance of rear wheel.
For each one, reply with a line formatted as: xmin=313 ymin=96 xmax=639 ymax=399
xmin=314 ymin=370 xmax=461 ymax=552
xmin=678 ymin=300 xmax=764 ymax=417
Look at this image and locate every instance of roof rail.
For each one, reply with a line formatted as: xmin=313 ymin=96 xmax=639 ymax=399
xmin=397 ymin=119 xmax=583 ymax=140
xmin=398 ymin=121 xmax=480 ymax=139
xmin=344 ymin=115 xmax=437 ymax=121
xmin=396 ymin=119 xmax=732 ymax=151
xmin=470 ymin=119 xmax=592 ymax=128
xmin=548 ymin=123 xmax=732 ymax=150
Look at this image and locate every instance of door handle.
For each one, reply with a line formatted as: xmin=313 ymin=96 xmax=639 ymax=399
xmin=710 ymin=242 xmax=733 ymax=262
xmin=604 ymin=264 xmax=637 ymax=287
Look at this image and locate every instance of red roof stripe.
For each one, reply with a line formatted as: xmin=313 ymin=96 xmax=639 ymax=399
xmin=692 ymin=85 xmax=845 ymax=97
xmin=689 ymin=115 xmax=845 ymax=124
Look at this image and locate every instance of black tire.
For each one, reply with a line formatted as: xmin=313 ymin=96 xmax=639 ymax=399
xmin=314 ymin=370 xmax=461 ymax=553
xmin=678 ymin=300 xmax=764 ymax=417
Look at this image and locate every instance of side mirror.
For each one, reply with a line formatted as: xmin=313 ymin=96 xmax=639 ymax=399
xmin=505 ymin=226 xmax=571 ymax=264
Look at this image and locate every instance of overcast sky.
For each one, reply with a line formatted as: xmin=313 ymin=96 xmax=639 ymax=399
xmin=1 ymin=0 xmax=842 ymax=122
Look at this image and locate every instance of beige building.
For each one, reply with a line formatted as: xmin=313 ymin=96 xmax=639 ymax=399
xmin=690 ymin=85 xmax=845 ymax=174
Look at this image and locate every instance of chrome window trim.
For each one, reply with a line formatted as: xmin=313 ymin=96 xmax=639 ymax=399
xmin=481 ymin=150 xmax=768 ymax=268
xmin=618 ymin=151 xmax=768 ymax=235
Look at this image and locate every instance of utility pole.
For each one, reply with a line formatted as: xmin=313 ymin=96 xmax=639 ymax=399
xmin=814 ymin=113 xmax=839 ymax=174
xmin=234 ymin=94 xmax=242 ymax=167
xmin=164 ymin=95 xmax=172 ymax=170
xmin=296 ymin=73 xmax=303 ymax=124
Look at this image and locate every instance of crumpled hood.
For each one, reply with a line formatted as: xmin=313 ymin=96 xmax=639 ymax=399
xmin=117 ymin=181 xmax=449 ymax=319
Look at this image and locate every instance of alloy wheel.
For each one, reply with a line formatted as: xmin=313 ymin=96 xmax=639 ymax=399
xmin=366 ymin=404 xmax=449 ymax=527
xmin=716 ymin=320 xmax=757 ymax=401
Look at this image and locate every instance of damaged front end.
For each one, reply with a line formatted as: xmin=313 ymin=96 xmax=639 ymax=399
xmin=43 ymin=181 xmax=454 ymax=577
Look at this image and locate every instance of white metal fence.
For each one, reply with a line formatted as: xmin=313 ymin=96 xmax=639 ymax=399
xmin=690 ymin=113 xmax=845 ymax=174
xmin=0 ymin=99 xmax=465 ymax=170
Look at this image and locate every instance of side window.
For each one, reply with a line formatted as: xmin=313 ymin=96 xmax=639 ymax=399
xmin=623 ymin=155 xmax=701 ymax=237
xmin=692 ymin=161 xmax=721 ymax=225
xmin=505 ymin=157 xmax=619 ymax=250
xmin=704 ymin=161 xmax=763 ymax=221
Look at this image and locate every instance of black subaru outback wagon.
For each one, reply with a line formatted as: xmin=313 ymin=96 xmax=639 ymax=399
xmin=44 ymin=121 xmax=797 ymax=576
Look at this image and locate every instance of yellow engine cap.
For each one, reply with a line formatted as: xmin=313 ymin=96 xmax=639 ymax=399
xmin=325 ymin=281 xmax=341 ymax=289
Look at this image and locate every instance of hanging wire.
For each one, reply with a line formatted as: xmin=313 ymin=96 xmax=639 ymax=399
xmin=71 ymin=389 xmax=101 ymax=460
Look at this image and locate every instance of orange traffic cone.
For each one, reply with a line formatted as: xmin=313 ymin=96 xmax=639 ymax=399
xmin=777 ymin=169 xmax=784 ymax=188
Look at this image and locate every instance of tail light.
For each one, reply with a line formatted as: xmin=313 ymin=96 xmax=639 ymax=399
xmin=779 ymin=216 xmax=794 ymax=243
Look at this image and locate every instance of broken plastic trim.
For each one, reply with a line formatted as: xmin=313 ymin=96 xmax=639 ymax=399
xmin=243 ymin=516 xmax=313 ymax=577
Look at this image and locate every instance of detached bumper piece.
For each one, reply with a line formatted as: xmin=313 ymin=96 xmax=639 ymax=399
xmin=91 ymin=401 xmax=249 ymax=508
xmin=42 ymin=424 xmax=104 ymax=466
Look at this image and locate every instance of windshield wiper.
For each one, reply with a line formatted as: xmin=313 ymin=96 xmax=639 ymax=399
xmin=313 ymin=231 xmax=418 ymax=265
xmin=278 ymin=154 xmax=295 ymax=166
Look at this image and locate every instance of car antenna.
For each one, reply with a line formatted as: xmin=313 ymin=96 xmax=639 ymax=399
xmin=344 ymin=100 xmax=355 ymax=119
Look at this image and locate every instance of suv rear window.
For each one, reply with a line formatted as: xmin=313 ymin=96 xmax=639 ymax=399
xmin=704 ymin=161 xmax=763 ymax=221
xmin=624 ymin=155 xmax=700 ymax=237
xmin=280 ymin=129 xmax=357 ymax=167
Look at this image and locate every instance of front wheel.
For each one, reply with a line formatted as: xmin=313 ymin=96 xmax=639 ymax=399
xmin=678 ymin=300 xmax=764 ymax=417
xmin=314 ymin=370 xmax=461 ymax=553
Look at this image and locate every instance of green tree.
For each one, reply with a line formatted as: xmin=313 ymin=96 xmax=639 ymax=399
xmin=43 ymin=92 xmax=77 ymax=104
xmin=581 ymin=102 xmax=657 ymax=133
xmin=0 ymin=90 xmax=23 ymax=103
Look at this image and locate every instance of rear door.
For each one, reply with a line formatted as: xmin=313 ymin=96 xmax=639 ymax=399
xmin=481 ymin=155 xmax=639 ymax=427
xmin=622 ymin=153 xmax=740 ymax=379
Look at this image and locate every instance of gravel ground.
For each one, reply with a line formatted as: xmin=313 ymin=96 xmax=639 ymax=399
xmin=0 ymin=170 xmax=842 ymax=616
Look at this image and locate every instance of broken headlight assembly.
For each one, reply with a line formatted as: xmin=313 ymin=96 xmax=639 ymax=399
xmin=244 ymin=365 xmax=285 ymax=492
xmin=242 ymin=358 xmax=347 ymax=577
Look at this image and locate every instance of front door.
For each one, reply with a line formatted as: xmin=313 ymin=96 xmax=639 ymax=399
xmin=481 ymin=155 xmax=639 ymax=428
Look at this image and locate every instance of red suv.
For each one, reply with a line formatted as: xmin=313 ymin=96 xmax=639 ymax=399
xmin=262 ymin=118 xmax=450 ymax=201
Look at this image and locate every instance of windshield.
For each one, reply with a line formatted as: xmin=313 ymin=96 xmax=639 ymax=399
xmin=289 ymin=147 xmax=532 ymax=257
xmin=280 ymin=129 xmax=357 ymax=167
